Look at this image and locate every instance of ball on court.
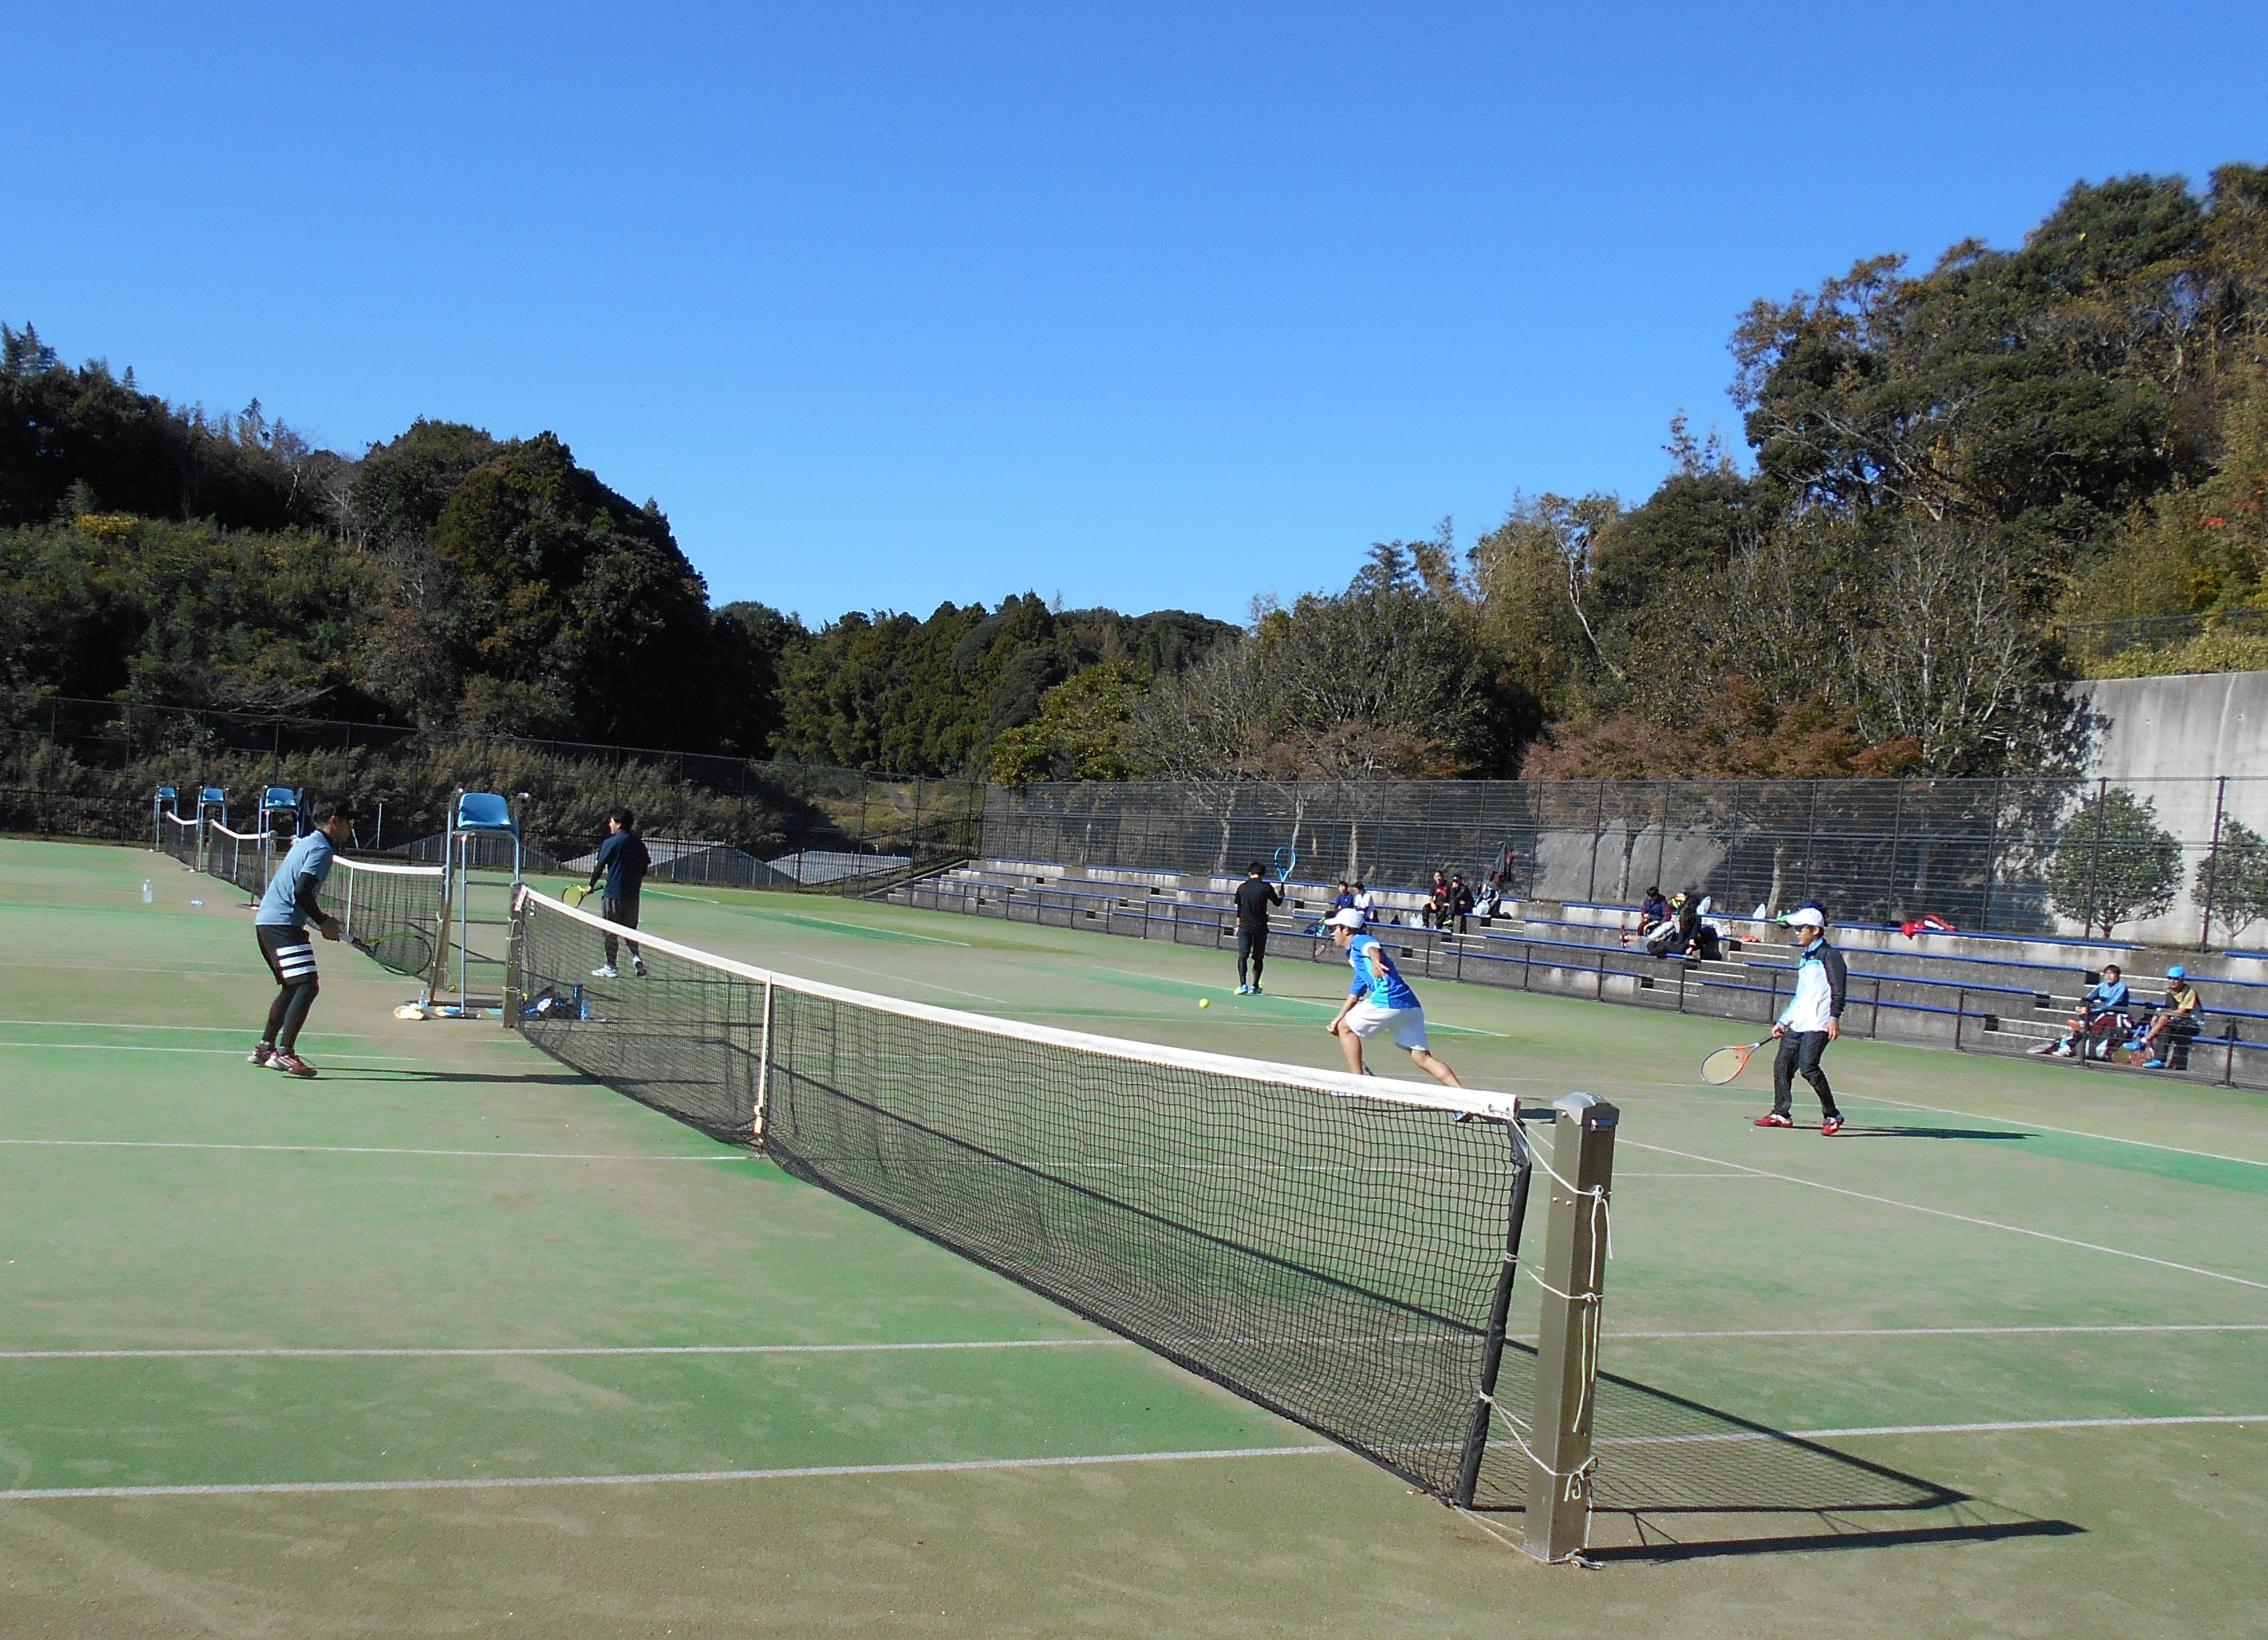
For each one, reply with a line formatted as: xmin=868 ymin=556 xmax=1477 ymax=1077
xmin=1198 ymin=997 xmax=1210 ymax=1009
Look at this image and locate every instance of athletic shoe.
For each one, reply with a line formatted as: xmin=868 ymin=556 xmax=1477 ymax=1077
xmin=1753 ymin=1112 xmax=1794 ymax=1128
xmin=2026 ymin=1041 xmax=2057 ymax=1055
xmin=247 ymin=1043 xmax=274 ymax=1066
xmin=1820 ymin=1116 xmax=1845 ymax=1136
xmin=632 ymin=957 xmax=648 ymax=978
xmin=1251 ymin=983 xmax=1262 ymax=994
xmin=2053 ymin=1043 xmax=2074 ymax=1058
xmin=2141 ymin=1058 xmax=2166 ymax=1069
xmin=591 ymin=965 xmax=620 ymax=979
xmin=269 ymin=1051 xmax=317 ymax=1079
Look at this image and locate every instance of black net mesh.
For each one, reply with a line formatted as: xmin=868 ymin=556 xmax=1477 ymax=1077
xmin=159 ymin=810 xmax=202 ymax=872
xmin=508 ymin=890 xmax=1536 ymax=1503
xmin=206 ymin=823 xmax=271 ymax=900
xmin=321 ymin=856 xmax=449 ymax=979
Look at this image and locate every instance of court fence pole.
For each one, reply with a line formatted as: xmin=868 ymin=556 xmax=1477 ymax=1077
xmin=1520 ymin=1092 xmax=1617 ymax=1564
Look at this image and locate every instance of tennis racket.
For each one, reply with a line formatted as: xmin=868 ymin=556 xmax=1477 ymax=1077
xmin=564 ymin=884 xmax=593 ymax=908
xmin=1272 ymin=846 xmax=1298 ymax=885
xmin=354 ymin=929 xmax=436 ymax=979
xmin=1701 ymin=1038 xmax=1772 ymax=1085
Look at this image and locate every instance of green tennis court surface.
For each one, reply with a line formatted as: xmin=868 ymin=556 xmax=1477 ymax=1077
xmin=2 ymin=839 xmax=2261 ymax=1637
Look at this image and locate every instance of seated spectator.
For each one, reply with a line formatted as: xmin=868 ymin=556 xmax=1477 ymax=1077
xmin=1421 ymin=870 xmax=1451 ymax=929
xmin=1351 ymin=881 xmax=1378 ymax=925
xmin=1639 ymin=886 xmax=1670 ymax=931
xmin=2132 ymin=968 xmax=2204 ymax=1070
xmin=1331 ymin=880 xmax=1356 ymax=914
xmin=1449 ymin=873 xmax=1475 ymax=934
xmin=2032 ymin=964 xmax=2130 ymax=1059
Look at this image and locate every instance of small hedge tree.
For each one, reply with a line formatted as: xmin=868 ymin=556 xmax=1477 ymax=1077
xmin=2046 ymin=788 xmax=2182 ymax=938
xmin=2198 ymin=815 xmax=2268 ymax=946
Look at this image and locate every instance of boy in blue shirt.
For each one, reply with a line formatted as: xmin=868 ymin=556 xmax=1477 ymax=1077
xmin=1323 ymin=908 xmax=1463 ymax=1088
xmin=249 ymin=807 xmax=352 ymax=1078
xmin=2033 ymin=964 xmax=2130 ymax=1059
xmin=586 ymin=809 xmax=652 ymax=978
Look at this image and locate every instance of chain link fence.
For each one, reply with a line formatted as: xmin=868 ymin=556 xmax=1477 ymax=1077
xmin=985 ymin=777 xmax=2268 ymax=949
xmin=3 ymin=694 xmax=984 ymax=883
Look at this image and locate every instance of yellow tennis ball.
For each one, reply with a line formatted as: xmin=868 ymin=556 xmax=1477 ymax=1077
xmin=1198 ymin=997 xmax=1210 ymax=1009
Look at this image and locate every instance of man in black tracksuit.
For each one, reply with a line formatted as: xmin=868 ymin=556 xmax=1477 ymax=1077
xmin=587 ymin=808 xmax=652 ymax=978
xmin=1233 ymin=862 xmax=1284 ymax=995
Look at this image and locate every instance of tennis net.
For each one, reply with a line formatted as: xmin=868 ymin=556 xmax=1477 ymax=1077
xmin=321 ymin=855 xmax=449 ymax=981
xmin=206 ymin=821 xmax=272 ymax=900
xmin=507 ymin=886 xmax=1541 ymax=1505
xmin=159 ymin=808 xmax=202 ymax=872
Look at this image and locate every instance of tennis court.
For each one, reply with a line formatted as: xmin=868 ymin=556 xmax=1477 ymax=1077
xmin=1 ymin=837 xmax=2261 ymax=1637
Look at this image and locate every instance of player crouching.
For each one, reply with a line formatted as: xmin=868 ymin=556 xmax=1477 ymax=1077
xmin=1323 ymin=908 xmax=1464 ymax=1090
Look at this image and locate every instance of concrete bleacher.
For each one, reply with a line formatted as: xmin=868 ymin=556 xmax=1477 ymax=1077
xmin=875 ymin=859 xmax=2266 ymax=1091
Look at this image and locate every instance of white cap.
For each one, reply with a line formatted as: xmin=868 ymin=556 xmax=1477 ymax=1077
xmin=1326 ymin=908 xmax=1367 ymax=930
xmin=1781 ymin=906 xmax=1826 ymax=929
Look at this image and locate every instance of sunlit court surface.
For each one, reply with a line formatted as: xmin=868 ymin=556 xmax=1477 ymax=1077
xmin=2 ymin=836 xmax=2263 ymax=1638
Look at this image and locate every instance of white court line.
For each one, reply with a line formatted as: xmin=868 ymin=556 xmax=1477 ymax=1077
xmin=648 ymin=891 xmax=972 ymax=946
xmin=1600 ymin=1413 xmax=2263 ymax=1448
xmin=1605 ymin=1322 xmax=2268 ymax=1341
xmin=0 ymin=1444 xmax=1337 ymax=1503
xmin=0 ymin=1338 xmax=1126 ymax=1362
xmin=1850 ymin=1091 xmax=2268 ymax=1170
xmin=784 ymin=953 xmax=1013 ymax=1005
xmin=0 ymin=1019 xmax=372 ymax=1037
xmin=0 ymin=1042 xmax=420 ymax=1062
xmin=1614 ymin=1171 xmax=1761 ymax=1179
xmin=1623 ymin=1139 xmax=2268 ymax=1293
xmin=0 ymin=1139 xmax=747 ymax=1161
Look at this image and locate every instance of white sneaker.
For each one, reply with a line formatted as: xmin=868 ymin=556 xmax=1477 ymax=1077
xmin=591 ymin=965 xmax=620 ymax=979
xmin=632 ymin=957 xmax=647 ymax=978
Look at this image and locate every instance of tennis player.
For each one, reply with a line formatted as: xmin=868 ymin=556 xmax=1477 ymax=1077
xmin=587 ymin=809 xmax=652 ymax=979
xmin=1756 ymin=906 xmax=1846 ymax=1135
xmin=248 ymin=805 xmax=352 ymax=1078
xmin=1324 ymin=908 xmax=1463 ymax=1088
xmin=1233 ymin=860 xmax=1283 ymax=994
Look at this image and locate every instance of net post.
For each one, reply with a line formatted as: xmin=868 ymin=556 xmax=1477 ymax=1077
xmin=753 ymin=978 xmax=774 ymax=1145
xmin=1519 ymin=1092 xmax=1617 ymax=1564
xmin=502 ymin=882 xmax=525 ymax=1028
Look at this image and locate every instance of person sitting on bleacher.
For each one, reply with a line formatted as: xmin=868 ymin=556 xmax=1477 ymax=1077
xmin=2132 ymin=968 xmax=2203 ymax=1070
xmin=1331 ymin=880 xmax=1356 ymax=915
xmin=2033 ymin=965 xmax=2130 ymax=1060
xmin=1449 ymin=874 xmax=1475 ymax=934
xmin=1639 ymin=886 xmax=1669 ymax=931
xmin=1421 ymin=870 xmax=1453 ymax=929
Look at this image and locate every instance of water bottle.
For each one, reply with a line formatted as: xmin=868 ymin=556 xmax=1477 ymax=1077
xmin=141 ymin=879 xmax=152 ymax=903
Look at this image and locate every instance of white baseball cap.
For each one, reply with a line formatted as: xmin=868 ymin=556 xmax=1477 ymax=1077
xmin=1326 ymin=908 xmax=1367 ymax=930
xmin=1780 ymin=906 xmax=1826 ymax=929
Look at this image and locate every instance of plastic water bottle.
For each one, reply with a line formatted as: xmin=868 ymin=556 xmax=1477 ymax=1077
xmin=141 ymin=879 xmax=152 ymax=903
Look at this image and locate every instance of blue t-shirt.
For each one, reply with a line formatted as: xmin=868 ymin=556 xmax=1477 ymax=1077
xmin=256 ymin=831 xmax=335 ymax=929
xmin=1347 ymin=933 xmax=1421 ymax=1010
xmin=2085 ymin=978 xmax=2131 ymax=1013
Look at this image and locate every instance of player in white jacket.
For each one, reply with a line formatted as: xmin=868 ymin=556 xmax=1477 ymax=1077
xmin=1755 ymin=906 xmax=1848 ymax=1136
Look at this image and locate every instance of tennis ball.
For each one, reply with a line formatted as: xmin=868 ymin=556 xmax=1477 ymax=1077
xmin=1198 ymin=997 xmax=1210 ymax=1009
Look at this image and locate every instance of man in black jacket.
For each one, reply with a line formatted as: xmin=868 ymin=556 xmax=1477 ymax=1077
xmin=1233 ymin=862 xmax=1284 ymax=994
xmin=587 ymin=809 xmax=652 ymax=979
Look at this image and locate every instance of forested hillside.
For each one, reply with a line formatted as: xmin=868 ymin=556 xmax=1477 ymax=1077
xmin=5 ymin=164 xmax=2265 ymax=783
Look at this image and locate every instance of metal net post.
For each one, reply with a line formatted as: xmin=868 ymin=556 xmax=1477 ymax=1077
xmin=1521 ymin=1092 xmax=1618 ymax=1564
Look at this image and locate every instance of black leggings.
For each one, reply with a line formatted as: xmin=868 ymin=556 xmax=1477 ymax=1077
xmin=257 ymin=924 xmax=321 ymax=1053
xmin=602 ymin=894 xmax=642 ymax=966
xmin=1237 ymin=926 xmax=1268 ymax=986
xmin=1772 ymin=1030 xmax=1840 ymax=1120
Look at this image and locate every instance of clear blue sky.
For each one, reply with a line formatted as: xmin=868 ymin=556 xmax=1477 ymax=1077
xmin=6 ymin=3 xmax=2264 ymax=626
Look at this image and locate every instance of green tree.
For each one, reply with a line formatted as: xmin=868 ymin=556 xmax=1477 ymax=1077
xmin=2046 ymin=788 xmax=2183 ymax=936
xmin=989 ymin=660 xmax=1149 ymax=785
xmin=2198 ymin=815 xmax=2268 ymax=945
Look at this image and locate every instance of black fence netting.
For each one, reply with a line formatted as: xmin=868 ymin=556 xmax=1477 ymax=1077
xmin=984 ymin=776 xmax=2268 ymax=941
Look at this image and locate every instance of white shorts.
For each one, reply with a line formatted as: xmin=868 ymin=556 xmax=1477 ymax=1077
xmin=1344 ymin=1001 xmax=1429 ymax=1051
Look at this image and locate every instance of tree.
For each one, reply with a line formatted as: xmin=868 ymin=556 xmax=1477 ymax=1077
xmin=989 ymin=660 xmax=1149 ymax=785
xmin=1851 ymin=521 xmax=2038 ymax=773
xmin=2197 ymin=816 xmax=2268 ymax=945
xmin=2045 ymin=788 xmax=2183 ymax=936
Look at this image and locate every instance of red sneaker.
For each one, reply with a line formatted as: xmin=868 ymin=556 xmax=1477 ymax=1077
xmin=1821 ymin=1116 xmax=1845 ymax=1136
xmin=1753 ymin=1112 xmax=1794 ymax=1128
xmin=247 ymin=1043 xmax=274 ymax=1066
xmin=269 ymin=1051 xmax=318 ymax=1079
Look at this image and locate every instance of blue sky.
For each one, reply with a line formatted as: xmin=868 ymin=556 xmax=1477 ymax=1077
xmin=6 ymin=3 xmax=2265 ymax=625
